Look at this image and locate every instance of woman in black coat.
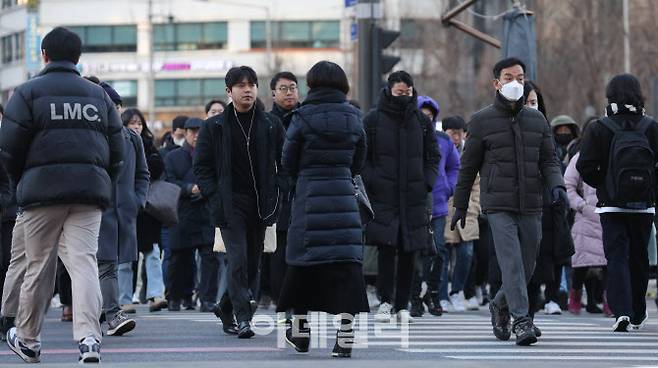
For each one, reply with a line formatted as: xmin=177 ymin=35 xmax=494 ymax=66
xmin=123 ymin=108 xmax=168 ymax=312
xmin=277 ymin=61 xmax=368 ymax=358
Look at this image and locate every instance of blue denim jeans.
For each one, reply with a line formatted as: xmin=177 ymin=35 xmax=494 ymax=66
xmin=144 ymin=244 xmax=165 ymax=299
xmin=161 ymin=228 xmax=170 ymax=284
xmin=117 ymin=262 xmax=133 ymax=306
xmin=438 ymin=240 xmax=474 ymax=300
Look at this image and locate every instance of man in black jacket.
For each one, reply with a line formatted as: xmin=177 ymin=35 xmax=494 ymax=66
xmin=362 ymin=71 xmax=440 ymax=324
xmin=577 ymin=74 xmax=658 ymax=333
xmin=194 ymin=66 xmax=285 ymax=339
xmin=267 ymin=71 xmax=300 ymax=313
xmin=451 ymin=58 xmax=564 ymax=346
xmin=0 ymin=27 xmax=124 ymax=363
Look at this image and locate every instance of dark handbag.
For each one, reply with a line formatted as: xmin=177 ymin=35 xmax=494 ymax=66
xmin=552 ymin=199 xmax=575 ymax=262
xmin=353 ymin=175 xmax=374 ymax=226
xmin=422 ymin=193 xmax=438 ymax=256
xmin=145 ymin=180 xmax=181 ymax=227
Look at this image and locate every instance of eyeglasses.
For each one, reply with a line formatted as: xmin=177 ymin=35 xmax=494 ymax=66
xmin=277 ymin=85 xmax=297 ymax=93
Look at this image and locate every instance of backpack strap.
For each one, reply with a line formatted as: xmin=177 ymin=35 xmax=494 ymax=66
xmin=635 ymin=116 xmax=654 ymax=135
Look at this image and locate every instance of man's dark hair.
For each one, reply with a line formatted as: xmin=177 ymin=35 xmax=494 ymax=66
xmin=605 ymin=73 xmax=645 ymax=109
xmin=270 ymin=71 xmax=298 ymax=91
xmin=172 ymin=115 xmax=189 ymax=131
xmin=493 ymin=57 xmax=526 ymax=79
xmin=387 ymin=70 xmax=414 ymax=89
xmin=204 ymin=99 xmax=227 ymax=114
xmin=306 ymin=61 xmax=349 ymax=94
xmin=442 ymin=116 xmax=466 ymax=131
xmin=225 ymin=66 xmax=258 ymax=90
xmin=41 ymin=27 xmax=82 ymax=64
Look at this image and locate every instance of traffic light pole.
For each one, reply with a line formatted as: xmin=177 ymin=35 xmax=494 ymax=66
xmin=357 ymin=0 xmax=377 ymax=112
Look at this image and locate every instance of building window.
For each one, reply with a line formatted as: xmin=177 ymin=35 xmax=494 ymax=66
xmin=106 ymin=80 xmax=137 ymax=107
xmin=1 ymin=0 xmax=16 ymax=9
xmin=1 ymin=32 xmax=24 ymax=64
xmin=250 ymin=20 xmax=340 ymax=49
xmin=155 ymin=78 xmax=226 ymax=107
xmin=68 ymin=25 xmax=137 ymax=53
xmin=154 ymin=22 xmax=228 ymax=51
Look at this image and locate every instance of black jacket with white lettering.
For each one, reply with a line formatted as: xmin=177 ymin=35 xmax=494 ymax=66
xmin=0 ymin=61 xmax=124 ymax=209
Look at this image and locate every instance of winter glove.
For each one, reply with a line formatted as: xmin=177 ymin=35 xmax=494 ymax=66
xmin=450 ymin=208 xmax=467 ymax=231
xmin=551 ymin=186 xmax=569 ymax=206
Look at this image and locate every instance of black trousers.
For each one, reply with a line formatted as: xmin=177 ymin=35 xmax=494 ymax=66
xmin=167 ymin=244 xmax=217 ymax=303
xmin=600 ymin=213 xmax=652 ymax=322
xmin=377 ymin=245 xmax=415 ymax=311
xmin=219 ymin=194 xmax=265 ymax=323
xmin=57 ymin=258 xmax=73 ymax=306
xmin=464 ymin=234 xmax=490 ymax=299
xmin=270 ymin=231 xmax=288 ymax=305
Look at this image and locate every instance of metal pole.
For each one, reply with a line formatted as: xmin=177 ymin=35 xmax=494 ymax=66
xmin=623 ymin=0 xmax=630 ymax=73
xmin=147 ymin=0 xmax=155 ymax=124
xmin=357 ymin=0 xmax=376 ymax=111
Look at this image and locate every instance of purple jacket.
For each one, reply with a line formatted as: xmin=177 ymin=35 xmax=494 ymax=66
xmin=433 ymin=132 xmax=460 ymax=217
xmin=417 ymin=96 xmax=460 ymax=218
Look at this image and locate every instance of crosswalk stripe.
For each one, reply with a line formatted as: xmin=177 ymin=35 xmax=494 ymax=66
xmin=443 ymin=355 xmax=658 ymax=361
xmin=400 ymin=348 xmax=658 ymax=353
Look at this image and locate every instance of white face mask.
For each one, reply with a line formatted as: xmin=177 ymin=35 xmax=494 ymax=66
xmin=174 ymin=136 xmax=185 ymax=146
xmin=528 ymin=103 xmax=539 ymax=110
xmin=499 ymin=80 xmax=524 ymax=102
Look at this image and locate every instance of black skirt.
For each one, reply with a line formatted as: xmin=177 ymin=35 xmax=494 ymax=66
xmin=276 ymin=262 xmax=369 ymax=315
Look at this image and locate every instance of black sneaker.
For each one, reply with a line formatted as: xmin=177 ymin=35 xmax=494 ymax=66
xmin=167 ymin=300 xmax=181 ymax=312
xmin=285 ymin=326 xmax=310 ymax=353
xmin=78 ymin=336 xmax=101 ymax=363
xmin=0 ymin=316 xmax=15 ymax=342
xmin=6 ymin=327 xmax=40 ymax=363
xmin=332 ymin=329 xmax=354 ymax=358
xmin=489 ymin=301 xmax=511 ymax=341
xmin=237 ymin=321 xmax=255 ymax=339
xmin=107 ymin=311 xmax=136 ymax=336
xmin=513 ymin=319 xmax=538 ymax=346
xmin=613 ymin=316 xmax=631 ymax=332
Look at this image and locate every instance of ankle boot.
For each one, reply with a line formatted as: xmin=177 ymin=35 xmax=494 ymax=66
xmin=410 ymin=297 xmax=424 ymax=318
xmin=425 ymin=292 xmax=442 ymax=316
xmin=568 ymin=289 xmax=582 ymax=315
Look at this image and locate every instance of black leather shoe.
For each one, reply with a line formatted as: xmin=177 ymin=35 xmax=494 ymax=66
xmin=331 ymin=329 xmax=353 ymax=358
xmin=168 ymin=301 xmax=181 ymax=312
xmin=237 ymin=321 xmax=255 ymax=339
xmin=212 ymin=304 xmax=238 ymax=335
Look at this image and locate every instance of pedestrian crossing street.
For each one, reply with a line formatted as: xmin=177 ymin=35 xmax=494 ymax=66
xmin=141 ymin=309 xmax=658 ymax=362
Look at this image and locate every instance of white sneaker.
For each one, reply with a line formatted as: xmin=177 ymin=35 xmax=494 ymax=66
xmin=374 ymin=302 xmax=393 ymax=322
xmin=475 ymin=287 xmax=484 ymax=305
xmin=613 ymin=316 xmax=630 ymax=332
xmin=544 ymin=301 xmax=562 ymax=315
xmin=366 ymin=285 xmax=380 ymax=309
xmin=439 ymin=299 xmax=454 ymax=313
xmin=465 ymin=296 xmax=480 ymax=311
xmin=450 ymin=293 xmax=466 ymax=312
xmin=397 ymin=309 xmax=414 ymax=323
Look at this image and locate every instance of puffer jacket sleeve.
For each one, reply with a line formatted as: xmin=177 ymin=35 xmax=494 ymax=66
xmin=0 ymin=88 xmax=33 ymax=181
xmin=351 ymin=127 xmax=367 ymax=176
xmin=576 ymin=122 xmax=605 ymax=188
xmin=193 ymin=120 xmax=218 ymax=198
xmin=565 ymin=153 xmax=586 ymax=212
xmin=422 ymin=118 xmax=440 ymax=191
xmin=105 ymin=93 xmax=125 ymax=182
xmin=282 ymin=114 xmax=303 ymax=179
xmin=454 ymin=118 xmax=485 ymax=210
xmin=0 ymin=162 xmax=12 ymax=209
xmin=132 ymin=134 xmax=150 ymax=208
xmin=539 ymin=120 xmax=565 ymax=189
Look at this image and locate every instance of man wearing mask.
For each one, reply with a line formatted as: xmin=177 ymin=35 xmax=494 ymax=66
xmin=451 ymin=58 xmax=564 ymax=346
xmin=268 ymin=71 xmax=299 ymax=314
xmin=0 ymin=27 xmax=124 ymax=363
xmin=362 ymin=71 xmax=440 ymax=324
xmin=194 ymin=66 xmax=285 ymax=338
xmin=160 ymin=115 xmax=188 ymax=158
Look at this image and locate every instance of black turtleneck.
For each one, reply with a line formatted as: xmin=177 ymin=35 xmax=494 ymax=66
xmin=231 ymin=106 xmax=258 ymax=195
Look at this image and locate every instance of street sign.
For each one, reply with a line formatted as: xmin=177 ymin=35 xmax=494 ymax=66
xmin=350 ymin=22 xmax=358 ymax=41
xmin=345 ymin=0 xmax=357 ymax=7
xmin=25 ymin=12 xmax=41 ymax=75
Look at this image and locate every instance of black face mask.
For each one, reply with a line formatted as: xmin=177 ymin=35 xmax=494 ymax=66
xmin=392 ymin=95 xmax=412 ymax=106
xmin=555 ymin=133 xmax=574 ymax=146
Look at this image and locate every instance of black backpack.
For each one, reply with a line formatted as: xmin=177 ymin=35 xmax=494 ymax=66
xmin=600 ymin=116 xmax=656 ymax=209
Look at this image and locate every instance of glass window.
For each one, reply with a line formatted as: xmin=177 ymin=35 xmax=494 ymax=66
xmin=107 ymin=80 xmax=137 ymax=107
xmin=1 ymin=31 xmax=24 ymax=65
xmin=250 ymin=20 xmax=339 ymax=49
xmin=155 ymin=79 xmax=227 ymax=107
xmin=67 ymin=25 xmax=137 ymax=52
xmin=1 ymin=0 xmax=16 ymax=9
xmin=154 ymin=22 xmax=227 ymax=51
